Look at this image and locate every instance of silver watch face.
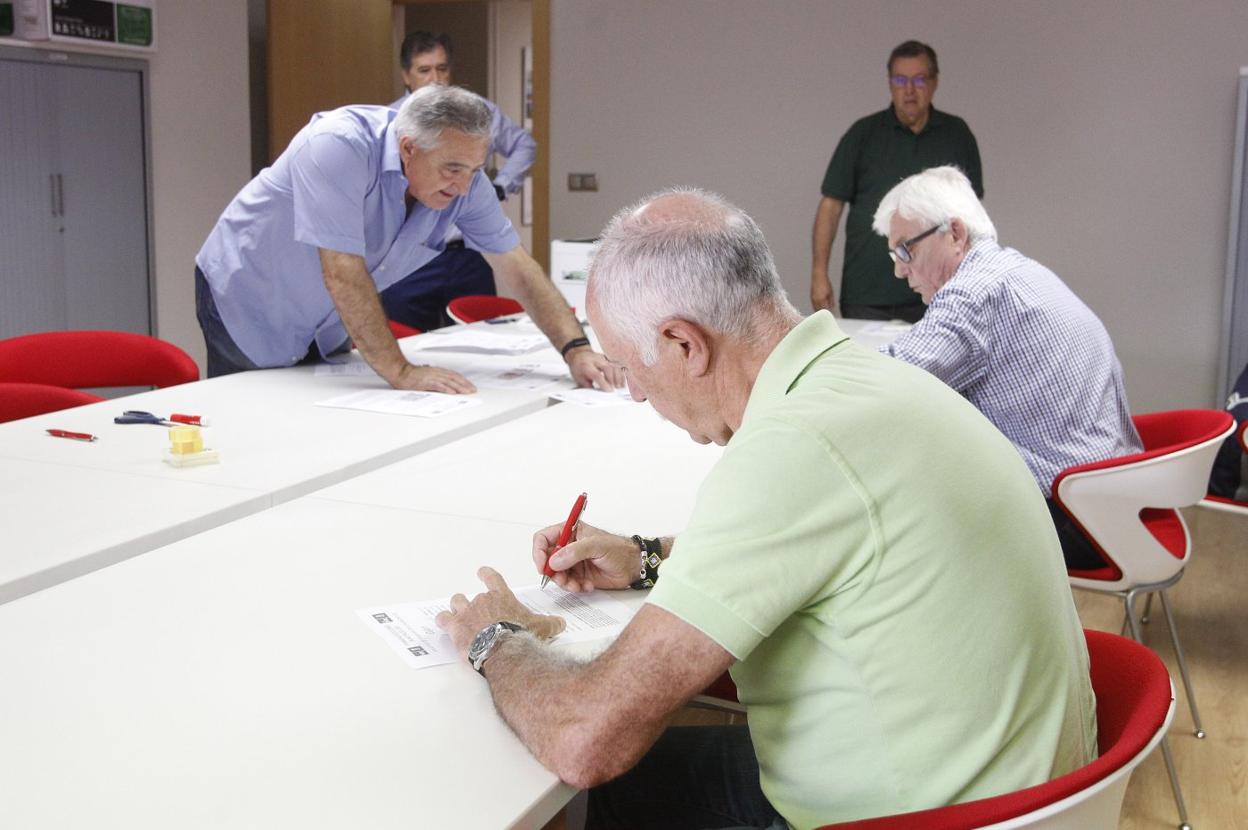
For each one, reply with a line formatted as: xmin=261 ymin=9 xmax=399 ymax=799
xmin=469 ymin=624 xmax=500 ymax=664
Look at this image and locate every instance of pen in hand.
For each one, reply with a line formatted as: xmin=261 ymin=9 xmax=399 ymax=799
xmin=542 ymin=492 xmax=588 ymax=589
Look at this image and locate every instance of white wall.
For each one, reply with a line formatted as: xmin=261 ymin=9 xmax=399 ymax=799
xmin=550 ymin=0 xmax=1248 ymax=411
xmin=149 ymin=1 xmax=251 ymax=372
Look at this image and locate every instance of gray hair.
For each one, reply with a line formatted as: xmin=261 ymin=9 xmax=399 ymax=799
xmin=872 ymin=166 xmax=997 ymax=243
xmin=589 ymin=188 xmax=795 ymax=365
xmin=393 ymin=84 xmax=491 ymax=150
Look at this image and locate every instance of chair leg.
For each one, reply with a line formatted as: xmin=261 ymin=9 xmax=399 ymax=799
xmin=1140 ymin=592 xmax=1154 ymax=624
xmin=1158 ymin=589 xmax=1206 ymax=739
xmin=1123 ymin=592 xmax=1143 ymax=642
xmin=1159 ymin=734 xmax=1193 ymax=830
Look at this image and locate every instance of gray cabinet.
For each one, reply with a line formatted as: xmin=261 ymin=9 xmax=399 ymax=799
xmin=0 ymin=45 xmax=152 ymax=338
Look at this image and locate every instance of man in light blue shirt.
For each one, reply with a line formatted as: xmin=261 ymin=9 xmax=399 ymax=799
xmin=874 ymin=166 xmax=1142 ymax=569
xmin=195 ymin=85 xmax=618 ymax=392
xmin=380 ymin=31 xmax=539 ymax=331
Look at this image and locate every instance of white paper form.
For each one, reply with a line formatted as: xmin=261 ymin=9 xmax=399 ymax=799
xmin=459 ymin=361 xmax=571 ymax=391
xmin=549 ymin=387 xmax=636 ymax=407
xmin=358 ymin=584 xmax=635 ymax=670
xmin=315 ymin=389 xmax=482 ymax=418
xmin=403 ymin=329 xmax=549 ymax=355
xmin=313 ymin=361 xmax=378 ymax=378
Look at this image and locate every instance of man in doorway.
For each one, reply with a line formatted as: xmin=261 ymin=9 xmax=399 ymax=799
xmin=435 ymin=188 xmax=1095 ymax=828
xmin=811 ymin=40 xmax=982 ymax=322
xmin=875 ymin=166 xmax=1141 ymax=569
xmin=381 ymin=30 xmax=538 ymax=331
xmin=195 ymin=84 xmax=618 ymax=392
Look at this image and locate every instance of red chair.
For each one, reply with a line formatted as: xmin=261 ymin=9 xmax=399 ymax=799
xmin=1052 ymin=408 xmax=1232 ymax=830
xmin=696 ymin=631 xmax=1175 ymax=829
xmin=0 ymin=382 xmax=104 ymax=423
xmin=1198 ymin=419 xmax=1248 ymax=515
xmin=812 ymin=631 xmax=1175 ymax=829
xmin=387 ymin=320 xmax=422 ymax=339
xmin=446 ymin=295 xmax=523 ymax=324
xmin=0 ymin=330 xmax=199 ymax=390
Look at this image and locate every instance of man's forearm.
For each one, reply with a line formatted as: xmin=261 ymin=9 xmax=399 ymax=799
xmin=811 ymin=197 xmax=844 ymax=276
xmin=494 ymin=252 xmax=585 ymax=352
xmin=320 ymin=250 xmax=406 ymax=382
xmin=482 ymin=634 xmax=667 ymax=789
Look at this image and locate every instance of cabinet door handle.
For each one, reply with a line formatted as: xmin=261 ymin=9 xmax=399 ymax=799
xmin=50 ymin=174 xmax=58 ymax=217
xmin=56 ymin=174 xmax=65 ymax=217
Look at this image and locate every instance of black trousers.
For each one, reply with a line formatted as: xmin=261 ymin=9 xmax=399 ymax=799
xmin=1045 ymin=498 xmax=1108 ymax=570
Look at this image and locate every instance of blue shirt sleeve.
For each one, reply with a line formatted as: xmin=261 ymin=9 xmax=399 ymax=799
xmin=487 ymin=103 xmax=537 ymax=194
xmin=881 ymin=283 xmax=989 ymax=392
xmin=458 ymin=172 xmax=521 ymax=253
xmin=289 ymin=131 xmax=373 ymax=256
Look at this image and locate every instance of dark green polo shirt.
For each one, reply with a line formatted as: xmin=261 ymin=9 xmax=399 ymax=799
xmin=821 ymin=106 xmax=983 ymax=307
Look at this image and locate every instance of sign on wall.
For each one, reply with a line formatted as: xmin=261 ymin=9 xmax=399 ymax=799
xmin=16 ymin=0 xmax=155 ymax=51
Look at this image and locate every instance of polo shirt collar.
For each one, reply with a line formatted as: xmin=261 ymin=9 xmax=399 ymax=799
xmin=745 ymin=311 xmax=851 ymax=417
xmin=885 ymin=104 xmax=948 ymax=135
xmin=382 ymin=116 xmax=404 ymax=176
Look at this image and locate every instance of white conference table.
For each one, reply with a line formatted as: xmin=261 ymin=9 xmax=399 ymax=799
xmin=311 ymin=400 xmax=724 ymax=534
xmin=0 ymin=332 xmax=574 ymax=604
xmin=0 ymin=316 xmax=909 ymax=829
xmin=0 ymin=499 xmax=643 ymax=830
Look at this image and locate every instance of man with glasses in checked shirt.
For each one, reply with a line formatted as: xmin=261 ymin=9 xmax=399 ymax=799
xmin=811 ymin=40 xmax=982 ymax=323
xmin=874 ymin=166 xmax=1142 ymax=570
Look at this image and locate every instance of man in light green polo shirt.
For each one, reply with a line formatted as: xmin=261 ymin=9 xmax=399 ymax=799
xmin=434 ymin=188 xmax=1095 ymax=829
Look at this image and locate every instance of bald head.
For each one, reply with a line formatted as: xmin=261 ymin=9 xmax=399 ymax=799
xmin=588 ymin=188 xmax=797 ymax=366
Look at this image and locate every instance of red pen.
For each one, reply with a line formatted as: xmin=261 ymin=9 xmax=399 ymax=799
xmin=542 ymin=492 xmax=588 ymax=588
xmin=47 ymin=429 xmax=97 ymax=442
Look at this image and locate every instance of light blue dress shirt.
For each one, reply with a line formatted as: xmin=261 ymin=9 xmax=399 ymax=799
xmin=196 ymin=105 xmax=519 ymax=367
xmin=882 ymin=240 xmax=1142 ymax=496
xmin=390 ymin=94 xmax=536 ymax=193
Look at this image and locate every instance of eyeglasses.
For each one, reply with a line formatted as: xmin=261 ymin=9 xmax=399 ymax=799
xmin=888 ymin=224 xmax=943 ymax=264
xmin=889 ymin=74 xmax=930 ymax=89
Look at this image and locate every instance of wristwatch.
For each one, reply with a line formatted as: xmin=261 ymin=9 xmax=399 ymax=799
xmin=468 ymin=621 xmax=525 ymax=674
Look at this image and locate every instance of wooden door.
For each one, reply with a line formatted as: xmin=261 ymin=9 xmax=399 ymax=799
xmin=266 ymin=0 xmax=395 ymax=162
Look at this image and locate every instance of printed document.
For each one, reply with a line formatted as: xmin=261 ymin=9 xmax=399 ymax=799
xmin=358 ymin=584 xmax=634 ymax=670
xmin=404 ymin=329 xmax=548 ymax=355
xmin=460 ymin=361 xmax=570 ymax=391
xmin=315 ymin=389 xmax=482 ymax=418
xmin=549 ymin=387 xmax=636 ymax=407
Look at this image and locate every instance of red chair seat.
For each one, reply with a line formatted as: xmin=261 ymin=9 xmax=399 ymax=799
xmin=446 ymin=295 xmax=524 ymax=324
xmin=0 ymin=330 xmax=199 ymax=390
xmin=0 ymin=382 xmax=104 ymax=423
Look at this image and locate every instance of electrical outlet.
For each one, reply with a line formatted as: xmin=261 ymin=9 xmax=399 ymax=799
xmin=567 ymin=173 xmax=599 ymax=192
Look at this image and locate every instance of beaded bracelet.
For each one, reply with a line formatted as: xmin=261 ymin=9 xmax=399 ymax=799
xmin=629 ymin=535 xmax=663 ymax=590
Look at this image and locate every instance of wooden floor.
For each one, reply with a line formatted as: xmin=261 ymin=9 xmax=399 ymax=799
xmin=1074 ymin=506 xmax=1247 ymax=830
xmin=544 ymin=506 xmax=1246 ymax=830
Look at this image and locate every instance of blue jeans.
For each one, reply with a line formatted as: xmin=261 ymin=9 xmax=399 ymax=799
xmin=380 ymin=242 xmax=496 ymax=332
xmin=586 ymin=725 xmax=786 ymax=830
xmin=195 ymin=266 xmax=260 ymax=378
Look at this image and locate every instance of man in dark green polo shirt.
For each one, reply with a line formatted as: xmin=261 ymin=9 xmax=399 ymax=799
xmin=811 ymin=40 xmax=983 ymax=322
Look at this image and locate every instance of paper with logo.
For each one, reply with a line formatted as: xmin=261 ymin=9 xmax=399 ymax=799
xmin=358 ymin=584 xmax=634 ymax=670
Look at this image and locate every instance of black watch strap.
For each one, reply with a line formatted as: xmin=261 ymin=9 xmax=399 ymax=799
xmin=560 ymin=336 xmax=591 ymax=357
